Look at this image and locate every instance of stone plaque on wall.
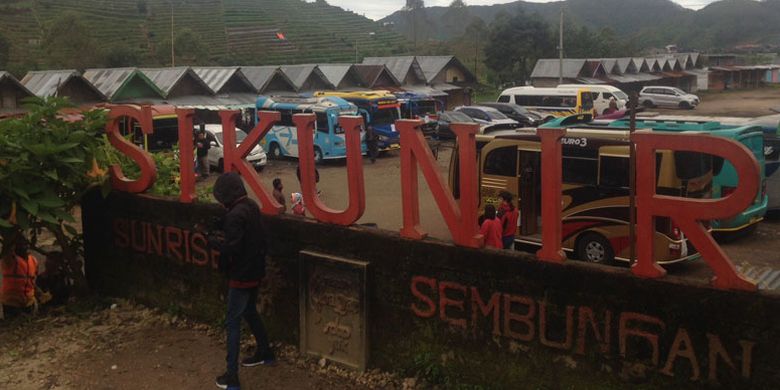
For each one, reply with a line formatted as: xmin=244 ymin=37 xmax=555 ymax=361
xmin=299 ymin=250 xmax=368 ymax=371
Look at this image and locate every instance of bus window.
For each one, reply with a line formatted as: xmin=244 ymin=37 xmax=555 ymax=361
xmin=484 ymin=146 xmax=518 ymax=176
xmin=497 ymin=95 xmax=510 ymax=103
xmin=373 ymin=107 xmax=399 ymax=126
xmin=563 ymin=156 xmax=597 ymax=185
xmin=674 ymin=151 xmax=713 ymax=180
xmin=599 ymin=156 xmax=629 ymax=188
xmin=580 ymin=92 xmax=594 ymax=111
xmin=315 ymin=112 xmax=329 ymax=133
xmin=280 ymin=110 xmax=294 ymax=126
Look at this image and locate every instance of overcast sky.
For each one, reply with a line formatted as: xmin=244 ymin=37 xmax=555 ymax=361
xmin=323 ymin=0 xmax=720 ymax=20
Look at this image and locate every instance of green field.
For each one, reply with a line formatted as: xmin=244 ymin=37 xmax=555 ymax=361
xmin=0 ymin=0 xmax=410 ymax=73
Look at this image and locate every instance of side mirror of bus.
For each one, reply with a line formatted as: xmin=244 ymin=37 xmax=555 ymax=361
xmin=210 ymin=141 xmax=217 ymax=147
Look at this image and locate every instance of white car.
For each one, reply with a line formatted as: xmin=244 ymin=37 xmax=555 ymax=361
xmin=639 ymin=86 xmax=699 ymax=109
xmin=202 ymin=124 xmax=267 ymax=171
xmin=454 ymin=106 xmax=519 ymax=133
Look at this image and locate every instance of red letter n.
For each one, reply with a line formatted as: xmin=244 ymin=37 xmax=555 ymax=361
xmin=220 ymin=110 xmax=283 ymax=215
xmin=398 ymin=119 xmax=483 ymax=248
xmin=632 ymin=131 xmax=758 ymax=291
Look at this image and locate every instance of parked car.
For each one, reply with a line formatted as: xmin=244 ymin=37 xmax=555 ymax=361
xmin=557 ymin=84 xmax=628 ymax=114
xmin=477 ymin=102 xmax=541 ymax=127
xmin=203 ymin=124 xmax=267 ymax=172
xmin=435 ymin=111 xmax=479 ymax=139
xmin=639 ymin=86 xmax=699 ymax=109
xmin=454 ymin=106 xmax=520 ymax=133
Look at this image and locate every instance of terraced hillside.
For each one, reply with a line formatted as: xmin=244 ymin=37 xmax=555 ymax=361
xmin=0 ymin=0 xmax=410 ymax=73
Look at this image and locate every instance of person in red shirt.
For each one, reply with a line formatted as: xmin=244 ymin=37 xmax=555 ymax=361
xmin=480 ymin=204 xmax=503 ymax=249
xmin=498 ymin=191 xmax=520 ymax=249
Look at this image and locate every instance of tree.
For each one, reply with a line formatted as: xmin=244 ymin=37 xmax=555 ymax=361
xmin=155 ymin=28 xmax=209 ymax=66
xmin=0 ymin=98 xmax=109 ymax=293
xmin=450 ymin=0 xmax=466 ymax=7
xmin=483 ymin=11 xmax=554 ymax=86
xmin=102 ymin=45 xmax=143 ymax=68
xmin=42 ymin=12 xmax=101 ymax=69
xmin=0 ymin=33 xmax=9 ymax=69
xmin=405 ymin=0 xmax=425 ymax=10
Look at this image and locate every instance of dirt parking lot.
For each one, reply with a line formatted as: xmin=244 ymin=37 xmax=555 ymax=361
xmin=200 ymin=87 xmax=780 ymax=292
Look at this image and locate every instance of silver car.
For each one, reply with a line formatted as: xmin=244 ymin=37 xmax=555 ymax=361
xmin=639 ymin=86 xmax=699 ymax=109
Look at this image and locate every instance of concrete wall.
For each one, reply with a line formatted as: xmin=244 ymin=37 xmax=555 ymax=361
xmin=82 ymin=190 xmax=780 ymax=388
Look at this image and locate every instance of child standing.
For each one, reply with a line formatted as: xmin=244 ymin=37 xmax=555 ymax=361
xmin=498 ymin=191 xmax=519 ymax=249
xmin=480 ymin=204 xmax=503 ymax=249
xmin=291 ymin=193 xmax=305 ymax=216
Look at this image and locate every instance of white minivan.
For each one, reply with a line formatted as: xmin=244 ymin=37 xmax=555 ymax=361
xmin=202 ymin=124 xmax=267 ymax=172
xmin=557 ymin=84 xmax=628 ymax=114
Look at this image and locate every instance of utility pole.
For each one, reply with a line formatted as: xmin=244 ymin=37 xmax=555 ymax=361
xmin=558 ymin=7 xmax=564 ymax=84
xmin=474 ymin=30 xmax=478 ymax=82
xmin=170 ymin=1 xmax=175 ymax=67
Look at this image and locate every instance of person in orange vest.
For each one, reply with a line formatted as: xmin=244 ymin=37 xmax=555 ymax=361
xmin=1 ymin=234 xmax=41 ymax=318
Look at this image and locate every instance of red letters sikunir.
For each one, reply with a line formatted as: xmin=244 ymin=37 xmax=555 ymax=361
xmin=104 ymin=105 xmax=761 ymax=292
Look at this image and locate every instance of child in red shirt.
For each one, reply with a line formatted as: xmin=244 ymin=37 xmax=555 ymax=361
xmin=480 ymin=204 xmax=503 ymax=249
xmin=498 ymin=191 xmax=519 ymax=249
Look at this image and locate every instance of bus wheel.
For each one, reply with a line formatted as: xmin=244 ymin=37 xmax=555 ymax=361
xmin=269 ymin=143 xmax=282 ymax=160
xmin=314 ymin=147 xmax=324 ymax=165
xmin=576 ymin=233 xmax=614 ymax=265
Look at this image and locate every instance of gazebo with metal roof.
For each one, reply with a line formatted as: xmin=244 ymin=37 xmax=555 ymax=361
xmin=83 ymin=68 xmax=165 ymax=102
xmin=21 ymin=70 xmax=106 ymax=104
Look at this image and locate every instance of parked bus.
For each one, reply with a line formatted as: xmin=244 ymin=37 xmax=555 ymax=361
xmin=256 ymin=95 xmax=362 ymax=163
xmin=636 ymin=113 xmax=780 ymax=213
xmin=314 ymin=90 xmax=401 ymax=151
xmin=395 ymin=92 xmax=443 ymax=120
xmin=116 ymin=104 xmax=178 ymax=151
xmin=610 ymin=119 xmax=767 ymax=233
xmin=448 ymin=127 xmax=712 ymax=265
xmin=497 ymin=86 xmax=596 ymax=122
xmin=544 ymin=115 xmax=768 ymax=234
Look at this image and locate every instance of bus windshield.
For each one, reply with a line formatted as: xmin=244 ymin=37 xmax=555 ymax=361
xmin=373 ymin=107 xmax=400 ymax=126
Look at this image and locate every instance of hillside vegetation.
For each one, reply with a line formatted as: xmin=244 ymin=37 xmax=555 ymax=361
xmin=382 ymin=0 xmax=780 ymax=51
xmin=0 ymin=0 xmax=409 ymax=74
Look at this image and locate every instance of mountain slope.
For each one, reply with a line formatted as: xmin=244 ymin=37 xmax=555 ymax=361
xmin=0 ymin=0 xmax=410 ymax=72
xmin=381 ymin=0 xmax=780 ymax=51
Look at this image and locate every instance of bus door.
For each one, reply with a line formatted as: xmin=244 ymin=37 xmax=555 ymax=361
xmin=518 ymin=149 xmax=542 ymax=236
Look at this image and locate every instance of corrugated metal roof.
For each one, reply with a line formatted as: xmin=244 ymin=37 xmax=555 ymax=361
xmin=416 ymin=56 xmax=453 ymax=83
xmin=192 ymin=67 xmax=254 ymax=94
xmin=140 ymin=67 xmax=214 ymax=97
xmin=242 ymin=66 xmax=280 ymax=91
xmin=279 ymin=65 xmax=334 ymax=90
xmin=615 ymin=58 xmax=634 ymax=74
xmin=608 ymin=74 xmax=642 ymax=83
xmin=632 ymin=73 xmax=663 ymax=81
xmin=21 ymin=69 xmax=78 ymax=98
xmin=352 ymin=64 xmax=401 ymax=88
xmin=316 ymin=64 xmax=359 ymax=88
xmin=596 ymin=58 xmax=618 ymax=74
xmin=576 ymin=77 xmax=607 ymax=84
xmin=401 ymin=84 xmax=448 ymax=97
xmin=83 ymin=67 xmax=164 ymax=100
xmin=530 ymin=59 xmax=586 ymax=78
xmin=633 ymin=58 xmax=649 ymax=71
xmin=0 ymin=71 xmax=34 ymax=97
xmin=362 ymin=56 xmax=420 ymax=83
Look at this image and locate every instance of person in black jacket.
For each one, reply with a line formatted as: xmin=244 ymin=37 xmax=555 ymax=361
xmin=212 ymin=172 xmax=275 ymax=389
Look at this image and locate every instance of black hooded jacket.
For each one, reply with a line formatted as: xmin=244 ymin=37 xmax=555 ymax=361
xmin=213 ymin=173 xmax=267 ymax=282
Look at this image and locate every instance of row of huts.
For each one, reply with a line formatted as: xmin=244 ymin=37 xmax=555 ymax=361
xmin=530 ymin=53 xmax=780 ymax=93
xmin=0 ymin=56 xmax=476 ymax=118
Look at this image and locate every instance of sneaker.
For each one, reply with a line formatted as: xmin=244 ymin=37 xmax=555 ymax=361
xmin=215 ymin=372 xmax=239 ymax=389
xmin=241 ymin=354 xmax=276 ymax=367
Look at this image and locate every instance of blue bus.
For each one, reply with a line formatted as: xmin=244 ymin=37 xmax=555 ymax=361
xmin=395 ymin=91 xmax=443 ymax=120
xmin=256 ymin=96 xmax=363 ymax=163
xmin=314 ymin=91 xmax=401 ymax=151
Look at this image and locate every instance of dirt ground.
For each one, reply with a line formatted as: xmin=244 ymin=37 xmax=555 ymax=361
xmin=655 ymin=85 xmax=780 ymax=117
xmin=4 ymin=87 xmax=780 ymax=390
xmin=0 ymin=299 xmax=412 ymax=390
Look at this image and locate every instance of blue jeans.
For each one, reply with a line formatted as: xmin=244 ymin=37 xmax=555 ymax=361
xmin=502 ymin=235 xmax=515 ymax=250
xmin=225 ymin=287 xmax=272 ymax=375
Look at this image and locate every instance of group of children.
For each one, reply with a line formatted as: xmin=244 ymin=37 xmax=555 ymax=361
xmin=271 ymin=177 xmax=307 ymax=217
xmin=480 ymin=191 xmax=520 ymax=250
